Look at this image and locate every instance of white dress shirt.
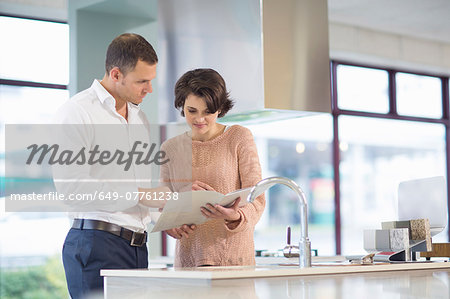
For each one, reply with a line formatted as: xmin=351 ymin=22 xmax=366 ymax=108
xmin=54 ymin=79 xmax=156 ymax=232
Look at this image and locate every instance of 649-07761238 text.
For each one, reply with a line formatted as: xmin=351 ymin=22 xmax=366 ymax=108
xmin=9 ymin=191 xmax=179 ymax=202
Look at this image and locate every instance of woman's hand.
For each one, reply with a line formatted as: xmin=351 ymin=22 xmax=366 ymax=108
xmin=201 ymin=197 xmax=241 ymax=221
xmin=192 ymin=180 xmax=216 ymax=191
xmin=165 ymin=224 xmax=196 ymax=239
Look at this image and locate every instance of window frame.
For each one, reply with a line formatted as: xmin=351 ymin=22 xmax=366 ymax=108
xmin=331 ymin=59 xmax=450 ymax=254
xmin=0 ymin=14 xmax=69 ymax=91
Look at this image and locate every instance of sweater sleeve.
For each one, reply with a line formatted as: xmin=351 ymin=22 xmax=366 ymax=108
xmin=159 ymin=141 xmax=173 ymax=190
xmin=159 ymin=135 xmax=193 ymax=192
xmin=225 ymin=127 xmax=265 ymax=232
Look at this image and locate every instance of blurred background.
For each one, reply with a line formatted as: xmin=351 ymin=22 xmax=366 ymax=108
xmin=1 ymin=0 xmax=450 ymax=297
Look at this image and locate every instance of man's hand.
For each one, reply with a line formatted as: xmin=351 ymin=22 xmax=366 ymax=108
xmin=165 ymin=224 xmax=196 ymax=239
xmin=138 ymin=186 xmax=171 ymax=208
xmin=201 ymin=197 xmax=241 ymax=222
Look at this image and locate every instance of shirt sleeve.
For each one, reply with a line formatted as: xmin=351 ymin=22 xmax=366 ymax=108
xmin=52 ymin=101 xmax=140 ymax=212
xmin=225 ymin=127 xmax=265 ymax=232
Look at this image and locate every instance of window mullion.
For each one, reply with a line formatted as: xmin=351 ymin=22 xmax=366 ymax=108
xmin=388 ymin=70 xmax=397 ymax=115
xmin=442 ymin=77 xmax=449 ymax=121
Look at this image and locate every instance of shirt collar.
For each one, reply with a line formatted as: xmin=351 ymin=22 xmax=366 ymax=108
xmin=127 ymin=102 xmax=142 ymax=122
xmin=91 ymin=79 xmax=142 ymax=112
xmin=91 ymin=79 xmax=114 ymax=105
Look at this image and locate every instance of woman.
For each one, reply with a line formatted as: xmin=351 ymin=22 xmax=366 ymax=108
xmin=160 ymin=68 xmax=265 ymax=267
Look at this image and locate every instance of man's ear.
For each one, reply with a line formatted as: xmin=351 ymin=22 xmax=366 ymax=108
xmin=109 ymin=67 xmax=121 ymax=82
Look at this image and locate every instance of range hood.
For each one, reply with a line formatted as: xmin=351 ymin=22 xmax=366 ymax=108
xmin=157 ymin=0 xmax=331 ymax=123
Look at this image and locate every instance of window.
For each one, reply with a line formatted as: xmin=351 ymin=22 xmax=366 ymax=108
xmin=248 ymin=115 xmax=335 ymax=256
xmin=339 ymin=116 xmax=446 ymax=254
xmin=0 ymin=16 xmax=69 ymax=84
xmin=333 ymin=61 xmax=449 ymax=255
xmin=0 ymin=16 xmax=69 ymax=298
xmin=336 ymin=65 xmax=389 ymax=113
xmin=396 ymin=73 xmax=442 ymax=118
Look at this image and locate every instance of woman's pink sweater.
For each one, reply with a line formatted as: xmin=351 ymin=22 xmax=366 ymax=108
xmin=160 ymin=125 xmax=265 ymax=267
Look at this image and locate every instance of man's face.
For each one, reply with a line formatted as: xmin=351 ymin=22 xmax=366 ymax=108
xmin=116 ymin=60 xmax=157 ymax=105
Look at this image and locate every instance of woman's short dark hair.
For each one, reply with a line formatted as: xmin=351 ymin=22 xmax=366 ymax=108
xmin=174 ymin=68 xmax=234 ymax=118
xmin=105 ymin=33 xmax=158 ymax=75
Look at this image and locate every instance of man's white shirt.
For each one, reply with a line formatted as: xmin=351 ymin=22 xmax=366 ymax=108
xmin=53 ymin=79 xmax=157 ymax=232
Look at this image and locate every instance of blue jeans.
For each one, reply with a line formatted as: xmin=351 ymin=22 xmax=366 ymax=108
xmin=62 ymin=228 xmax=148 ymax=299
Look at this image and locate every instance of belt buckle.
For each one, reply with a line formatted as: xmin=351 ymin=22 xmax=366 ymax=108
xmin=130 ymin=232 xmax=145 ymax=247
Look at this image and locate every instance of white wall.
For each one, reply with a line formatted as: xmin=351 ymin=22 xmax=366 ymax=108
xmin=329 ymin=21 xmax=450 ymax=75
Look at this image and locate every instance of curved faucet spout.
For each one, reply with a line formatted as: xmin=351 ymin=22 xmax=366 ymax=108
xmin=247 ymin=176 xmax=312 ymax=268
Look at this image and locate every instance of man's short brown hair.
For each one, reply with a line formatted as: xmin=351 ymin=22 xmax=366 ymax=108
xmin=174 ymin=68 xmax=234 ymax=117
xmin=105 ymin=33 xmax=158 ymax=75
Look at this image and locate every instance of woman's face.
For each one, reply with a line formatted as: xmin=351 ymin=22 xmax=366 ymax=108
xmin=183 ymin=94 xmax=220 ymax=139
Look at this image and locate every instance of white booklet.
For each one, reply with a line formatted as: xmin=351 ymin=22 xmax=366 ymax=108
xmin=151 ymin=185 xmax=269 ymax=232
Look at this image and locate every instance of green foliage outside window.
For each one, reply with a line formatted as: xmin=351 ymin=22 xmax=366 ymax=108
xmin=0 ymin=255 xmax=68 ymax=299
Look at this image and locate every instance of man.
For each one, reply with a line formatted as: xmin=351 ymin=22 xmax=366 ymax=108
xmin=55 ymin=33 xmax=179 ymax=298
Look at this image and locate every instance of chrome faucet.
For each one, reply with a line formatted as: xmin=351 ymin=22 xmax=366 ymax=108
xmin=247 ymin=176 xmax=312 ymax=268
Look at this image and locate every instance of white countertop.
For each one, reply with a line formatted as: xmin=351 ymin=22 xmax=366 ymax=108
xmin=102 ymin=265 xmax=450 ymax=299
xmin=101 ymin=260 xmax=450 ymax=280
xmin=100 ymin=256 xmax=450 ymax=298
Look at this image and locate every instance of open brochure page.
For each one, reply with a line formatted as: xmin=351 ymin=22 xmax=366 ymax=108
xmin=151 ymin=184 xmax=270 ymax=232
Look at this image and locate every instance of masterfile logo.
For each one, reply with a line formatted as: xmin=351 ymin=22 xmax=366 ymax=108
xmin=26 ymin=141 xmax=169 ymax=171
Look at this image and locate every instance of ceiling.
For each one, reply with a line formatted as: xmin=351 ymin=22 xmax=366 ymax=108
xmin=1 ymin=0 xmax=449 ymax=44
xmin=328 ymin=0 xmax=450 ymax=44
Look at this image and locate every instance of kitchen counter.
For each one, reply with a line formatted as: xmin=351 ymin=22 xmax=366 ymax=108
xmin=101 ymin=259 xmax=450 ymax=298
xmin=102 ymin=261 xmax=450 ymax=279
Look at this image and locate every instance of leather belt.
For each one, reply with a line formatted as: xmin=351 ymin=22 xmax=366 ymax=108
xmin=72 ymin=219 xmax=147 ymax=247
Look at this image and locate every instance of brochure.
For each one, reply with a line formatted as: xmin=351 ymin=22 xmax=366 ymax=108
xmin=151 ymin=186 xmax=268 ymax=232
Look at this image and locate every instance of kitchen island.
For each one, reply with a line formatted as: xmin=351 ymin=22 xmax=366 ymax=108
xmin=101 ymin=258 xmax=450 ymax=299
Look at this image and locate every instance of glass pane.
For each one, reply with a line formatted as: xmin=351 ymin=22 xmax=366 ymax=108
xmin=0 ymin=85 xmax=68 ymax=200
xmin=0 ymin=85 xmax=68 ymax=124
xmin=249 ymin=114 xmax=335 ymax=256
xmin=0 ymin=84 xmax=68 ymax=155
xmin=396 ymin=73 xmax=442 ymax=118
xmin=0 ymin=16 xmax=69 ymax=85
xmin=0 ymin=86 xmax=70 ymax=296
xmin=339 ymin=116 xmax=447 ymax=255
xmin=337 ymin=65 xmax=389 ymax=113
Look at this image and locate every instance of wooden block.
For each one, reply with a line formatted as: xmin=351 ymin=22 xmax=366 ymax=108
xmin=420 ymin=243 xmax=450 ymax=258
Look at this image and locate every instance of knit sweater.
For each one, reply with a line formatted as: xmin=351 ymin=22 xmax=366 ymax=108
xmin=160 ymin=125 xmax=265 ymax=267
